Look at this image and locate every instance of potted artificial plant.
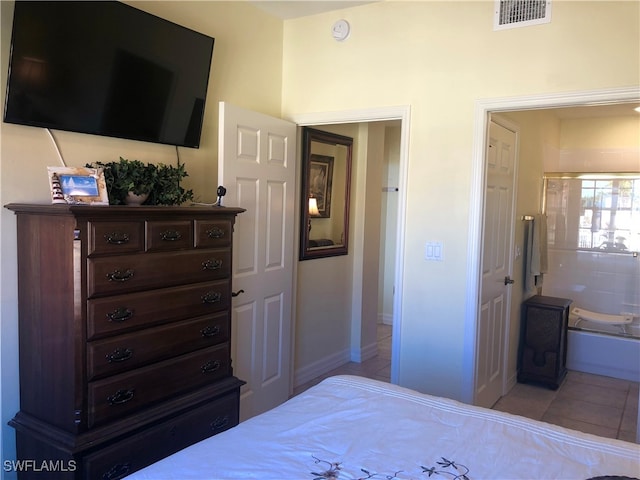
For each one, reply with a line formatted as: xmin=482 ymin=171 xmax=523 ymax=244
xmin=87 ymin=157 xmax=193 ymax=206
xmin=147 ymin=162 xmax=194 ymax=206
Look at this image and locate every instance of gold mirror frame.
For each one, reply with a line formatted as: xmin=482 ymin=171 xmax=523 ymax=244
xmin=299 ymin=127 xmax=353 ymax=260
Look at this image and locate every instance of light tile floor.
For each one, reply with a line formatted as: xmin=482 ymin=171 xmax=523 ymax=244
xmin=493 ymin=369 xmax=639 ymax=443
xmin=293 ymin=324 xmax=639 ymax=444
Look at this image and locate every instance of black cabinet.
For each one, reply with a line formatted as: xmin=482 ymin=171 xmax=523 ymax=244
xmin=518 ymin=295 xmax=572 ymax=389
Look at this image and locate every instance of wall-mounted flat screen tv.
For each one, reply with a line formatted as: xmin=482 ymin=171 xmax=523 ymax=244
xmin=4 ymin=1 xmax=215 ymax=148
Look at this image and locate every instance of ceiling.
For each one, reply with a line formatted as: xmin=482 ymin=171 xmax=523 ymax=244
xmin=248 ymin=1 xmax=376 ymax=19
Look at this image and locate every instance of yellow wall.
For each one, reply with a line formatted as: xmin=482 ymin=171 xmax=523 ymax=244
xmin=557 ymin=114 xmax=640 ymax=171
xmin=295 ymin=122 xmax=365 ymax=379
xmin=353 ymin=122 xmax=386 ymax=360
xmin=379 ymin=126 xmax=401 ymax=323
xmin=561 ymin=115 xmax=640 ymax=150
xmin=281 ymin=0 xmax=639 ymax=397
xmin=0 ymin=0 xmax=284 ymax=471
xmin=0 ymin=0 xmax=284 ymax=205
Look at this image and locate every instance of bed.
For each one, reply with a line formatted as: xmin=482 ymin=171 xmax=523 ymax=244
xmin=126 ymin=375 xmax=640 ymax=479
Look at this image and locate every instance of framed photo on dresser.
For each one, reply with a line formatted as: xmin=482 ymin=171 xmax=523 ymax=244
xmin=47 ymin=166 xmax=109 ymax=205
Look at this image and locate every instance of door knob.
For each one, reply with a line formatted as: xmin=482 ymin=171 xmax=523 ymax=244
xmin=231 ymin=289 xmax=245 ymax=297
xmin=504 ymin=276 xmax=515 ymax=285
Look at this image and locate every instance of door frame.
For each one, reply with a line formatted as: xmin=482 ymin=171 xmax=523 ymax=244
xmin=463 ymin=86 xmax=640 ymax=404
xmin=289 ymin=105 xmax=411 ymax=384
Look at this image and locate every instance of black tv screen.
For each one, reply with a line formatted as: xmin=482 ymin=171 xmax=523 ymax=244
xmin=4 ymin=1 xmax=215 ymax=148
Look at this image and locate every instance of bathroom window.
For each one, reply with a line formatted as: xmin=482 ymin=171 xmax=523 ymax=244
xmin=578 ymin=178 xmax=637 ymax=251
xmin=544 ymin=174 xmax=640 ymax=253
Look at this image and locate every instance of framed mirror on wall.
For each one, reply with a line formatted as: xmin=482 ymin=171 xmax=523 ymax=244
xmin=299 ymin=127 xmax=353 ymax=260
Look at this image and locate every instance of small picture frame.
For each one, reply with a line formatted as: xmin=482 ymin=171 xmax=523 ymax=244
xmin=47 ymin=166 xmax=109 ymax=205
xmin=308 ymin=154 xmax=334 ymax=218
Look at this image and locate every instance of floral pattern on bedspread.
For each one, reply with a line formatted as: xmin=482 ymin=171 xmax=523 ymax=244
xmin=311 ymin=455 xmax=470 ymax=480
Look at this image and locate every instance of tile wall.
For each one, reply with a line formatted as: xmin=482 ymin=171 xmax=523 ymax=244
xmin=544 ymin=248 xmax=640 ymax=320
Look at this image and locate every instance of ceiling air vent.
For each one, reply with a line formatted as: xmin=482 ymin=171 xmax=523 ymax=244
xmin=494 ymin=0 xmax=552 ymax=30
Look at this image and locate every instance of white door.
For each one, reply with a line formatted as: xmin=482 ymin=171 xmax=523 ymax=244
xmin=475 ymin=118 xmax=518 ymax=408
xmin=218 ymin=102 xmax=297 ymax=421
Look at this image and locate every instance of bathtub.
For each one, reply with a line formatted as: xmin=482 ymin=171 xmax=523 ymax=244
xmin=566 ymin=319 xmax=640 ymax=382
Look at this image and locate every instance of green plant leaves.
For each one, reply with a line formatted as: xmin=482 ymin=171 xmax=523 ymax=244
xmin=87 ymin=157 xmax=194 ymax=206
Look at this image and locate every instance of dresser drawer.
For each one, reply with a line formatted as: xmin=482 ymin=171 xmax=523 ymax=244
xmin=87 ymin=280 xmax=230 ymax=339
xmin=194 ymin=219 xmax=233 ymax=248
xmin=146 ymin=220 xmax=193 ymax=251
xmin=88 ymin=249 xmax=231 ymax=297
xmin=87 ymin=312 xmax=230 ymax=380
xmin=83 ymin=391 xmax=239 ymax=480
xmin=88 ymin=344 xmax=230 ymax=427
xmin=89 ymin=221 xmax=145 ymax=256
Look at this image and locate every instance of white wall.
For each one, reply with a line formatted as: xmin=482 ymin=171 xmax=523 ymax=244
xmin=281 ymin=0 xmax=639 ymax=400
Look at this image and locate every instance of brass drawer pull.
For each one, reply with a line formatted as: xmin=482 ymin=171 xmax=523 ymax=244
xmin=102 ymin=462 xmax=131 ymax=480
xmin=106 ymin=307 xmax=134 ymax=323
xmin=104 ymin=232 xmax=130 ymax=245
xmin=106 ymin=269 xmax=134 ymax=282
xmin=201 ymin=325 xmax=221 ymax=337
xmin=106 ymin=348 xmax=133 ymax=363
xmin=202 ymin=292 xmax=222 ymax=304
xmin=160 ymin=230 xmax=182 ymax=241
xmin=210 ymin=415 xmax=230 ymax=431
xmin=206 ymin=227 xmax=225 ymax=239
xmin=107 ymin=388 xmax=135 ymax=406
xmin=201 ymin=360 xmax=221 ymax=373
xmin=202 ymin=259 xmax=223 ymax=270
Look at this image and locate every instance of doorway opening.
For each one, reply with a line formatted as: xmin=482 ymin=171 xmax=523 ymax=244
xmin=465 ymin=87 xmax=640 ymax=406
xmin=291 ymin=106 xmax=410 ymax=386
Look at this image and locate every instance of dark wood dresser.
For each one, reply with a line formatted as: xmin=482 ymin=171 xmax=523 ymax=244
xmin=5 ymin=204 xmax=245 ymax=479
xmin=518 ymin=295 xmax=572 ymax=390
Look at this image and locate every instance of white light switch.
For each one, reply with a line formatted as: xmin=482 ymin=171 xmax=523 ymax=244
xmin=425 ymin=242 xmax=443 ymax=261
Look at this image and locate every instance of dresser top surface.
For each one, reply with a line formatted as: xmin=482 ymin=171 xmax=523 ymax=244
xmin=5 ymin=203 xmax=246 ymax=218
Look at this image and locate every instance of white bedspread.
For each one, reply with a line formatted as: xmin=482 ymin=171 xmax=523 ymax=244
xmin=127 ymin=375 xmax=640 ymax=479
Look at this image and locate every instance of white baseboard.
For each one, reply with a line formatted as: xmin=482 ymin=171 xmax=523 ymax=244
xmin=505 ymin=372 xmax=517 ymax=394
xmin=378 ymin=313 xmax=393 ymax=325
xmin=351 ymin=340 xmax=378 ymax=363
xmin=293 ymin=339 xmax=381 ymax=388
xmin=293 ymin=348 xmax=351 ymax=388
